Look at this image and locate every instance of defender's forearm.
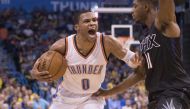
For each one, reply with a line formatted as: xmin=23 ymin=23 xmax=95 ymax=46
xmin=107 ymin=72 xmax=144 ymax=95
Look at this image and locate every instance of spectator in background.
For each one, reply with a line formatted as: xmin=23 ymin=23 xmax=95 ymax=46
xmin=0 ymin=94 xmax=9 ymax=109
xmin=108 ymin=95 xmax=122 ymax=109
xmin=0 ymin=77 xmax=3 ymax=90
xmin=0 ymin=26 xmax=21 ymax=72
xmin=32 ymin=93 xmax=50 ymax=109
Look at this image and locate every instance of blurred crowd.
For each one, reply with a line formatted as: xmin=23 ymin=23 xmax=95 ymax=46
xmin=0 ymin=8 xmax=148 ymax=109
xmin=0 ymin=77 xmax=50 ymax=109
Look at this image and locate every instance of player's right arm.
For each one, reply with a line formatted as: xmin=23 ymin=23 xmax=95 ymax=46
xmin=155 ymin=0 xmax=180 ymax=38
xmin=93 ymin=62 xmax=146 ymax=97
xmin=103 ymin=35 xmax=141 ymax=68
xmin=31 ymin=38 xmax=66 ymax=82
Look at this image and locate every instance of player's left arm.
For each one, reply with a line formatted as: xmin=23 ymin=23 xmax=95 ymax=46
xmin=31 ymin=38 xmax=66 ymax=81
xmin=103 ymin=35 xmax=141 ymax=68
xmin=155 ymin=0 xmax=180 ymax=38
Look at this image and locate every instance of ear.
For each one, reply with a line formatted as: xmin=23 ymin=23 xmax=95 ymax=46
xmin=144 ymin=4 xmax=150 ymax=12
xmin=74 ymin=24 xmax=79 ymax=31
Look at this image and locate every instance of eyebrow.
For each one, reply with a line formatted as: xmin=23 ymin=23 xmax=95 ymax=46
xmin=83 ymin=17 xmax=97 ymax=21
xmin=133 ymin=2 xmax=137 ymax=5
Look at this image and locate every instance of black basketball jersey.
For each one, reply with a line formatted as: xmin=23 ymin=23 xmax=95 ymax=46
xmin=140 ymin=24 xmax=190 ymax=94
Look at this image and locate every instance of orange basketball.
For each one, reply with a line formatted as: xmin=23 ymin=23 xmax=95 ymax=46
xmin=38 ymin=51 xmax=67 ymax=80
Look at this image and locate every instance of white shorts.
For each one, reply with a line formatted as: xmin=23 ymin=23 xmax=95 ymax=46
xmin=49 ymin=88 xmax=105 ymax=109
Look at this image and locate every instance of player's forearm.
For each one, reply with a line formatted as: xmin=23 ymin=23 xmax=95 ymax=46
xmin=107 ymin=72 xmax=144 ymax=95
xmin=159 ymin=0 xmax=176 ymax=22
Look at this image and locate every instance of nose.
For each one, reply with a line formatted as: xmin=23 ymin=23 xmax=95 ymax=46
xmin=131 ymin=8 xmax=135 ymax=14
xmin=131 ymin=11 xmax=135 ymax=18
xmin=89 ymin=22 xmax=96 ymax=28
xmin=89 ymin=20 xmax=96 ymax=25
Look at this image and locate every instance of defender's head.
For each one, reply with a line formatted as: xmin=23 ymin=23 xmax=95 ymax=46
xmin=73 ymin=10 xmax=98 ymax=41
xmin=132 ymin=0 xmax=158 ymax=23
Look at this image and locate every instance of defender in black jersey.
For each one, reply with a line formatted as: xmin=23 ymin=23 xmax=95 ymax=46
xmin=93 ymin=0 xmax=190 ymax=109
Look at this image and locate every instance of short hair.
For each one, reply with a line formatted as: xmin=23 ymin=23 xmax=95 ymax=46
xmin=137 ymin=0 xmax=158 ymax=8
xmin=73 ymin=10 xmax=92 ymax=24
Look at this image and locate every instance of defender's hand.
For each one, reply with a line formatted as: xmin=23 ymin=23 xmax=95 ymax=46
xmin=128 ymin=52 xmax=142 ymax=68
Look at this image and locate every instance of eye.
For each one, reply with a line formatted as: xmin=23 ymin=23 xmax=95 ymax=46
xmin=83 ymin=19 xmax=90 ymax=23
xmin=92 ymin=18 xmax=97 ymax=22
xmin=133 ymin=4 xmax=137 ymax=8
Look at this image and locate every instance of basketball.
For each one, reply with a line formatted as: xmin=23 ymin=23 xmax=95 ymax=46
xmin=38 ymin=51 xmax=67 ymax=80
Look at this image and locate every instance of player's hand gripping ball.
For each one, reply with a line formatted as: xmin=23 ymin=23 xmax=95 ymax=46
xmin=38 ymin=51 xmax=67 ymax=81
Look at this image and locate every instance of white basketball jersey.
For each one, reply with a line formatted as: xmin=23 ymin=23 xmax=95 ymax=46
xmin=60 ymin=32 xmax=107 ymax=94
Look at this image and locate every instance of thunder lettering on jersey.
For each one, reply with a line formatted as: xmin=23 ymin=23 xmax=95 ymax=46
xmin=60 ymin=32 xmax=107 ymax=94
xmin=68 ymin=64 xmax=103 ymax=75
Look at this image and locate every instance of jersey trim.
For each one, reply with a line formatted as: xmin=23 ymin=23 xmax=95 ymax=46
xmin=73 ymin=35 xmax=97 ymax=59
xmin=100 ymin=34 xmax=108 ymax=62
xmin=64 ymin=37 xmax=68 ymax=57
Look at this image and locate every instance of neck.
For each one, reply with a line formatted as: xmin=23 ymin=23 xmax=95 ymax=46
xmin=145 ymin=10 xmax=157 ymax=29
xmin=76 ymin=34 xmax=94 ymax=48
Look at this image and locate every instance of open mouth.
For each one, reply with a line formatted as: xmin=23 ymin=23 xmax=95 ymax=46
xmin=88 ymin=29 xmax=96 ymax=35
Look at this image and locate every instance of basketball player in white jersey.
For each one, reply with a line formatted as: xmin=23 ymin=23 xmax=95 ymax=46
xmin=31 ymin=10 xmax=141 ymax=109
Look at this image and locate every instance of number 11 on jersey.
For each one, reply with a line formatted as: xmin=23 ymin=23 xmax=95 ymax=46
xmin=145 ymin=53 xmax=153 ymax=69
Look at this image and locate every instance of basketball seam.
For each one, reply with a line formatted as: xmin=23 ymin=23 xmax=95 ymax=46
xmin=37 ymin=59 xmax=41 ymax=70
xmin=48 ymin=51 xmax=56 ymax=72
xmin=64 ymin=37 xmax=68 ymax=57
xmin=53 ymin=54 xmax=63 ymax=78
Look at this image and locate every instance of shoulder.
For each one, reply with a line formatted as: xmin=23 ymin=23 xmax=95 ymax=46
xmin=102 ymin=35 xmax=115 ymax=51
xmin=155 ymin=18 xmax=180 ymax=38
xmin=49 ymin=37 xmax=67 ymax=56
xmin=103 ymin=35 xmax=118 ymax=45
xmin=102 ymin=35 xmax=125 ymax=59
xmin=99 ymin=35 xmax=115 ymax=58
